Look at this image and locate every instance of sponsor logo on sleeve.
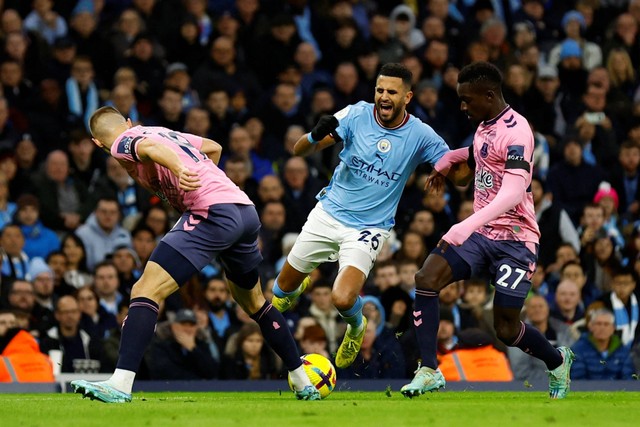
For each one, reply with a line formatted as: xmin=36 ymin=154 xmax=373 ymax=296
xmin=506 ymin=145 xmax=525 ymax=162
xmin=117 ymin=136 xmax=133 ymax=155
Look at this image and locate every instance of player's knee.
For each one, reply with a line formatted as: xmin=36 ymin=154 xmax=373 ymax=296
xmin=225 ymin=268 xmax=259 ymax=290
xmin=415 ymin=268 xmax=440 ymax=291
xmin=331 ymin=291 xmax=352 ymax=311
xmin=494 ymin=322 xmax=519 ymax=345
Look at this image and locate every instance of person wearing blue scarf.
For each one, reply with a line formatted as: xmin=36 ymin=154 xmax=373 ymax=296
xmin=66 ymin=57 xmax=99 ymax=131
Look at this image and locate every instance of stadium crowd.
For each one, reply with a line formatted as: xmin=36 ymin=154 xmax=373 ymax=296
xmin=1 ymin=0 xmax=640 ymax=382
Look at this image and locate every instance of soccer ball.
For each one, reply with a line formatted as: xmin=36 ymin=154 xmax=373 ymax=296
xmin=288 ymin=353 xmax=337 ymax=399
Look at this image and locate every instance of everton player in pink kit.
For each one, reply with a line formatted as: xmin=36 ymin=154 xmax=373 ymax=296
xmin=71 ymin=106 xmax=320 ymax=402
xmin=401 ymin=62 xmax=575 ymax=399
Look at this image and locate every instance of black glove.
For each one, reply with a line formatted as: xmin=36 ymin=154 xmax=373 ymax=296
xmin=310 ymin=115 xmax=339 ymax=142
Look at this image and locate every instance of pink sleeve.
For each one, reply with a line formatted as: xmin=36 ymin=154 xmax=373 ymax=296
xmin=434 ymin=147 xmax=469 ymax=173
xmin=452 ymin=173 xmax=527 ymax=235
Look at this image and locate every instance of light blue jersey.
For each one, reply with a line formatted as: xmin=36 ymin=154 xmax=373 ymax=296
xmin=318 ymin=101 xmax=450 ymax=229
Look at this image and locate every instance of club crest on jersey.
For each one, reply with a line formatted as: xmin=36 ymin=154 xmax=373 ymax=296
xmin=480 ymin=142 xmax=489 ymax=158
xmin=377 ymin=138 xmax=391 ymax=153
xmin=475 ymin=168 xmax=493 ymax=190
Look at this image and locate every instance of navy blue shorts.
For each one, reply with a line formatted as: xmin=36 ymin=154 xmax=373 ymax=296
xmin=153 ymin=203 xmax=262 ymax=285
xmin=436 ymin=232 xmax=538 ymax=302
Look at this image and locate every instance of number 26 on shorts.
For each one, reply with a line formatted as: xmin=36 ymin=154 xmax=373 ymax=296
xmin=358 ymin=230 xmax=382 ymax=250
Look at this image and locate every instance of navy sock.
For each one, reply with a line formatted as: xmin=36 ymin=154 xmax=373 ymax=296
xmin=116 ymin=297 xmax=159 ymax=372
xmin=250 ymin=301 xmax=301 ymax=371
xmin=510 ymin=321 xmax=563 ymax=370
xmin=413 ymin=289 xmax=440 ymax=370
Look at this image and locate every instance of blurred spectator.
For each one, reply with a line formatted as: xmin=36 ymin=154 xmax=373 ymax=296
xmin=64 ymin=56 xmax=99 ymax=131
xmin=221 ymin=322 xmax=281 ymax=380
xmin=137 ymin=205 xmax=170 ymax=242
xmin=40 ymin=295 xmax=101 ymax=373
xmin=14 ymin=193 xmax=61 ymax=261
xmin=298 ymin=323 xmax=330 ymax=360
xmin=550 ymin=279 xmax=585 ymax=325
xmin=603 ymin=13 xmax=640 ymax=70
xmin=281 ymin=156 xmax=324 ymax=232
xmin=30 ymin=150 xmax=94 ymax=233
xmin=67 ymin=129 xmax=104 ymax=191
xmin=0 ymin=172 xmax=17 ymax=230
xmin=0 ymin=224 xmax=31 ymax=282
xmin=110 ymin=245 xmax=141 ymax=298
xmin=438 ymin=328 xmax=514 ymax=381
xmin=0 ymin=96 xmax=21 ymax=152
xmin=184 ymin=107 xmax=212 ymax=139
xmin=560 ymin=260 xmax=600 ymax=310
xmin=93 ymin=262 xmax=124 ymax=317
xmin=24 ymin=0 xmax=68 ymax=46
xmin=191 ymin=36 xmax=261 ymax=109
xmin=220 ymin=125 xmax=273 ymax=182
xmin=389 ymin=5 xmax=424 ymax=52
xmin=130 ymin=225 xmax=157 ymax=267
xmin=108 ymin=8 xmax=144 ymax=63
xmin=146 ymin=308 xmax=219 ymax=380
xmin=1 ymin=59 xmax=36 ymax=117
xmin=46 ymin=250 xmax=74 ymax=297
xmin=255 ymin=174 xmax=284 ymax=215
xmin=76 ymin=285 xmax=117 ymax=341
xmin=257 ymin=82 xmax=306 ymax=162
xmin=148 ymin=86 xmax=185 ymax=130
xmin=163 ymin=62 xmax=200 ymax=113
xmin=223 ymin=156 xmax=258 ymax=203
xmin=598 ymin=267 xmax=639 ymax=348
xmin=76 ymin=197 xmax=132 ymax=271
xmin=611 ymin=141 xmax=640 ymax=224
xmin=548 ymin=10 xmax=602 ymax=71
xmin=258 ymin=200 xmax=287 ymax=266
xmin=532 ymin=176 xmax=580 ymax=268
xmin=307 ymin=279 xmax=343 ymax=354
xmin=106 ymin=84 xmax=141 ymax=125
xmin=204 ymin=88 xmax=235 ymax=148
xmin=165 ymin=14 xmax=208 ymax=73
xmin=394 ymin=230 xmax=428 ymax=267
xmin=94 ymin=157 xmax=153 ymax=229
xmin=202 ymin=277 xmax=242 ymax=354
xmin=570 ymin=308 xmax=635 ymax=379
xmin=0 ymin=309 xmax=55 ymax=383
xmin=524 ymin=65 xmax=561 ymax=146
xmin=28 ymin=257 xmax=56 ymax=332
xmin=546 ymin=137 xmax=604 ymax=226
xmin=60 ymin=233 xmax=93 ymax=290
xmin=68 ymin=3 xmax=116 ymax=85
xmin=251 ymin=13 xmax=301 ymax=88
xmin=122 ymin=32 xmax=165 ymax=102
xmin=593 ymin=183 xmax=624 ymax=248
xmin=605 ymin=48 xmax=637 ymax=130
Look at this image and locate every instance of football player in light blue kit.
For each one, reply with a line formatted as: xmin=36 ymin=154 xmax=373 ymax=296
xmin=272 ymin=63 xmax=458 ymax=368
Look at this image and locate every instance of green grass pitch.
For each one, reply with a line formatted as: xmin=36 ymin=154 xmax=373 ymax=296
xmin=1 ymin=391 xmax=638 ymax=427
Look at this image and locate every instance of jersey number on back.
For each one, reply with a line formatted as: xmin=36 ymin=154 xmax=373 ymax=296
xmin=495 ymin=264 xmax=527 ymax=290
xmin=159 ymin=131 xmax=206 ymax=163
xmin=358 ymin=230 xmax=382 ymax=250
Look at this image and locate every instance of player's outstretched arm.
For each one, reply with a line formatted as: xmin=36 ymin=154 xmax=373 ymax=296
xmin=136 ymin=138 xmax=201 ymax=191
xmin=200 ymin=138 xmax=222 ymax=165
xmin=443 ymin=172 xmax=527 ymax=246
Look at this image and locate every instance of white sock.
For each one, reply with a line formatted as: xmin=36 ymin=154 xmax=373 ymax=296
xmin=288 ymin=366 xmax=312 ymax=391
xmin=107 ymin=369 xmax=136 ymax=394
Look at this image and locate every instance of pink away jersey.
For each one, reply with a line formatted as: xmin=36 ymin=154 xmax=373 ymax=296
xmin=111 ymin=126 xmax=252 ymax=214
xmin=472 ymin=106 xmax=540 ymax=244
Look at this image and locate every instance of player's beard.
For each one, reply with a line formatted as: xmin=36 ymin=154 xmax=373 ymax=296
xmin=377 ymin=102 xmax=400 ymax=125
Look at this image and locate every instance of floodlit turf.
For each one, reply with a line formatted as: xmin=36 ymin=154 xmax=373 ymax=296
xmin=1 ymin=391 xmax=639 ymax=427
